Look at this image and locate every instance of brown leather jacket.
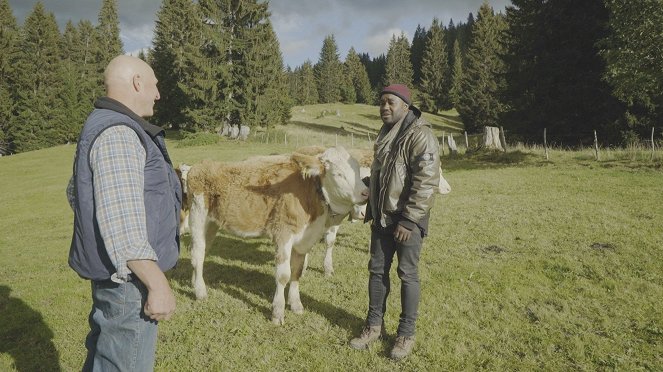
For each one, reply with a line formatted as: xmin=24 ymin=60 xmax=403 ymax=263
xmin=366 ymin=110 xmax=440 ymax=231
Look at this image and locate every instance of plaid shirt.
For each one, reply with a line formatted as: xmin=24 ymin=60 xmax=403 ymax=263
xmin=67 ymin=125 xmax=157 ymax=281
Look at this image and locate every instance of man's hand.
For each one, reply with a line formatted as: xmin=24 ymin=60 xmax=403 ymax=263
xmin=393 ymin=223 xmax=412 ymax=243
xmin=144 ymin=285 xmax=176 ymax=321
xmin=127 ymin=260 xmax=176 ymax=321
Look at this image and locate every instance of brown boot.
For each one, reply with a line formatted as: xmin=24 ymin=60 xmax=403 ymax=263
xmin=349 ymin=323 xmax=385 ymax=350
xmin=390 ymin=335 xmax=415 ymax=360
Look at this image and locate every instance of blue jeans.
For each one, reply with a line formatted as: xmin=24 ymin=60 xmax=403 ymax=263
xmin=83 ymin=279 xmax=157 ymax=372
xmin=367 ymin=224 xmax=423 ymax=337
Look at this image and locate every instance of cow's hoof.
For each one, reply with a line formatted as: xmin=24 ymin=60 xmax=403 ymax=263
xmin=194 ymin=287 xmax=208 ymax=300
xmin=290 ymin=302 xmax=304 ymax=314
xmin=272 ymin=307 xmax=285 ymax=325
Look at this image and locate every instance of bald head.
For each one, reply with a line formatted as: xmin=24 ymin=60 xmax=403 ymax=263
xmin=104 ymin=55 xmax=160 ymax=117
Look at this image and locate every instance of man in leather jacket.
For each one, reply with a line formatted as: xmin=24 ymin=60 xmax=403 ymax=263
xmin=350 ymin=84 xmax=440 ymax=360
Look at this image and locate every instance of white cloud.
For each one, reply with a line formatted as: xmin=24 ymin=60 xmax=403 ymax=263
xmin=120 ymin=23 xmax=155 ymax=52
xmin=281 ymin=39 xmax=310 ymax=55
xmin=271 ymin=12 xmax=300 ymax=33
xmin=363 ymin=28 xmax=407 ymax=57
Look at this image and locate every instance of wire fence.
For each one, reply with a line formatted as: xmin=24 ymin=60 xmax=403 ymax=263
xmin=231 ymin=125 xmax=662 ymax=162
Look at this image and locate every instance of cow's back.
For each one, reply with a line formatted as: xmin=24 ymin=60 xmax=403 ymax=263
xmin=187 ymin=158 xmax=325 ymax=238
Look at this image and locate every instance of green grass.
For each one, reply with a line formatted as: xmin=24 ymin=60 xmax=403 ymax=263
xmin=0 ymin=106 xmax=662 ymax=371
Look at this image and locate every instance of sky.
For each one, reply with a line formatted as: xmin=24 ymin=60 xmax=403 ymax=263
xmin=7 ymin=0 xmax=511 ymax=68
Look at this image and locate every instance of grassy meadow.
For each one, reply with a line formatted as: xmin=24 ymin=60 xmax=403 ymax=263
xmin=0 ymin=104 xmax=662 ymax=371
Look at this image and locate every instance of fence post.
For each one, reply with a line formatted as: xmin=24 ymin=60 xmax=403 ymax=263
xmin=594 ymin=130 xmax=600 ymax=161
xmin=335 ymin=134 xmax=338 ymax=147
xmin=499 ymin=126 xmax=507 ymax=152
xmin=652 ymin=127 xmax=656 ymax=160
xmin=544 ymin=128 xmax=549 ymax=160
xmin=351 ymin=132 xmax=354 ymax=147
xmin=441 ymin=132 xmax=445 ymax=156
xmin=464 ymin=131 xmax=469 ymax=149
xmin=285 ymin=133 xmax=288 ymax=146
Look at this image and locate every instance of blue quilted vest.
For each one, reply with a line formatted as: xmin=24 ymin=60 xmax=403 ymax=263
xmin=68 ymin=97 xmax=181 ymax=281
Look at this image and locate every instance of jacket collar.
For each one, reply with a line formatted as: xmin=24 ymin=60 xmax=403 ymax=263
xmin=394 ymin=110 xmax=420 ymax=143
xmin=94 ymin=97 xmax=164 ymax=139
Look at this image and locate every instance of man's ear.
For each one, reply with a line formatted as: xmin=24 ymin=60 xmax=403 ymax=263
xmin=132 ymin=73 xmax=142 ymax=92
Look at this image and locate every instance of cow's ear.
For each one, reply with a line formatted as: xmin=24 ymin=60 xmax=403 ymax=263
xmin=291 ymin=153 xmax=324 ymax=179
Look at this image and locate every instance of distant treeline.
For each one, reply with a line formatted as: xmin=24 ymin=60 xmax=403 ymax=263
xmin=1 ymin=0 xmax=662 ymax=154
xmin=300 ymin=1 xmax=663 ymax=147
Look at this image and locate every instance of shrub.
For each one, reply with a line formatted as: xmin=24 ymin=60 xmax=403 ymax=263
xmin=177 ymin=131 xmax=221 ymax=147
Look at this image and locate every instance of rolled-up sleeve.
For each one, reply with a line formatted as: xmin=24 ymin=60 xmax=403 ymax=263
xmin=89 ymin=125 xmax=157 ymax=281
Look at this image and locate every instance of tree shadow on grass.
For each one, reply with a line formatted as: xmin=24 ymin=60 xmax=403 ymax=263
xmin=170 ymin=258 xmax=363 ymax=333
xmin=0 ymin=285 xmax=61 ymax=372
xmin=179 ymin=234 xmax=273 ymax=267
xmin=339 ymin=121 xmax=379 ymax=136
xmin=429 ymin=121 xmax=463 ymax=133
xmin=210 ymin=234 xmax=273 ymax=265
xmin=359 ymin=113 xmax=381 ymax=121
xmin=434 ymin=111 xmax=463 ymax=124
xmin=289 ymin=121 xmax=345 ymax=136
xmin=442 ymin=150 xmax=544 ymax=171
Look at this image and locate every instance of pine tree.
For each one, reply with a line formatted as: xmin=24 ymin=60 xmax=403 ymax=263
xmin=95 ymin=0 xmax=123 ymax=84
xmin=458 ymin=12 xmax=475 ymax=54
xmin=502 ymin=0 xmax=622 ymax=144
xmin=59 ymin=21 xmax=88 ymax=141
xmin=410 ymin=25 xmax=427 ymax=86
xmin=360 ymin=53 xmax=386 ymax=92
xmin=75 ymin=20 xmax=100 ymax=104
xmin=11 ymin=3 xmax=67 ymax=152
xmin=419 ymin=18 xmax=449 ymax=113
xmin=446 ymin=19 xmax=457 ymax=63
xmin=96 ymin=0 xmax=123 ymax=58
xmin=0 ymin=0 xmax=19 ymax=154
xmin=180 ymin=0 xmax=230 ymax=131
xmin=383 ymin=32 xmax=413 ymax=88
xmin=195 ymin=0 xmax=290 ymax=130
xmin=456 ymin=2 xmax=506 ymax=133
xmin=137 ymin=49 xmax=147 ymax=61
xmin=237 ymin=15 xmax=291 ymax=128
xmin=315 ymin=35 xmax=342 ymax=103
xmin=151 ymin=0 xmax=202 ymax=129
xmin=290 ymin=61 xmax=318 ymax=105
xmin=448 ymin=39 xmax=463 ymax=108
xmin=345 ymin=48 xmax=373 ymax=104
xmin=601 ymin=0 xmax=663 ymax=141
xmin=339 ymin=62 xmax=356 ymax=104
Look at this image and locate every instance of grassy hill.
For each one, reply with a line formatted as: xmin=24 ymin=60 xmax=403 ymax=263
xmin=0 ymin=105 xmax=661 ymax=371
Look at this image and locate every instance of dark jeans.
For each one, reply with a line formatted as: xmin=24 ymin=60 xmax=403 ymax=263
xmin=83 ymin=279 xmax=157 ymax=372
xmin=366 ymin=224 xmax=423 ymax=337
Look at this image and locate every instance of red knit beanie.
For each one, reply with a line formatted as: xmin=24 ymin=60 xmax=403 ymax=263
xmin=381 ymin=84 xmax=412 ymax=105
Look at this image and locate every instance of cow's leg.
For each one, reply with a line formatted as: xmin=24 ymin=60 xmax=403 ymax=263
xmin=301 ymin=253 xmax=309 ymax=277
xmin=272 ymin=239 xmax=294 ymax=325
xmin=323 ymin=225 xmax=339 ymax=276
xmin=179 ymin=210 xmax=190 ymax=235
xmin=190 ymin=194 xmax=209 ymax=300
xmin=288 ymin=251 xmax=306 ymax=314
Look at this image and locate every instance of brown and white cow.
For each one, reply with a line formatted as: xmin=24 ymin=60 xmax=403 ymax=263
xmin=185 ymin=146 xmax=368 ymax=324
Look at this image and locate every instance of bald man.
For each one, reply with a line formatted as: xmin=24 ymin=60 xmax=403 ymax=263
xmin=67 ymin=55 xmax=181 ymax=371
